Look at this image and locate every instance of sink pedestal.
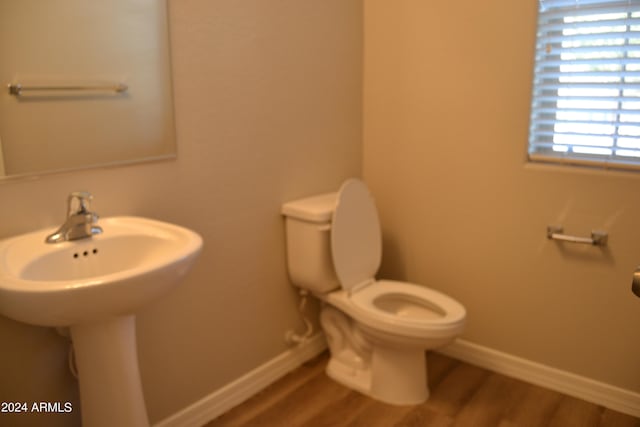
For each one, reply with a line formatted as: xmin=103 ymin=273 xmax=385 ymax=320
xmin=70 ymin=315 xmax=149 ymax=427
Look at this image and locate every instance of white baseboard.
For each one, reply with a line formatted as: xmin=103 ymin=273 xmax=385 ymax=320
xmin=438 ymin=339 xmax=640 ymax=418
xmin=156 ymin=335 xmax=639 ymax=425
xmin=154 ymin=334 xmax=327 ymax=427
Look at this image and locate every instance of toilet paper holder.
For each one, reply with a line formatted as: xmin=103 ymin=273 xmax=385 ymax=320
xmin=546 ymin=225 xmax=608 ymax=247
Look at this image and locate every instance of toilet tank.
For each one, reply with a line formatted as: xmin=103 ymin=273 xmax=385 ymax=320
xmin=281 ymin=192 xmax=340 ymax=294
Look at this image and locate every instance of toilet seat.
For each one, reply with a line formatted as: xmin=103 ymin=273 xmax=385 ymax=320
xmin=325 ymin=281 xmax=465 ymax=340
xmin=350 ymin=280 xmax=466 ymax=335
xmin=328 ymin=180 xmax=465 ymax=339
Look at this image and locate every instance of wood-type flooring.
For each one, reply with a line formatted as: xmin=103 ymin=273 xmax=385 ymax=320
xmin=207 ymin=351 xmax=640 ymax=427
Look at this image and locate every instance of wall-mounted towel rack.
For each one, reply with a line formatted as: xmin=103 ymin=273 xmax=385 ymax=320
xmin=546 ymin=225 xmax=608 ymax=247
xmin=7 ymin=82 xmax=128 ymax=97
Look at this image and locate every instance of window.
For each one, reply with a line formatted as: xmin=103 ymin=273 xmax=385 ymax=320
xmin=528 ymin=0 xmax=640 ymax=170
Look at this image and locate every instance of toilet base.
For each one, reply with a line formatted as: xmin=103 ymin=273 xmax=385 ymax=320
xmin=326 ymin=346 xmax=429 ymax=406
xmin=370 ymin=346 xmax=429 ymax=405
xmin=326 ymin=357 xmax=372 ymax=397
xmin=320 ymin=305 xmax=430 ymax=405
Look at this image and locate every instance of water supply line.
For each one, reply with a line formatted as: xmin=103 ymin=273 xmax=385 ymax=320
xmin=285 ymin=289 xmax=314 ymax=345
xmin=67 ymin=343 xmax=79 ymax=379
xmin=55 ymin=327 xmax=78 ymax=379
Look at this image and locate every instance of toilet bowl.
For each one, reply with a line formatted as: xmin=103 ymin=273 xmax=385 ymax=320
xmin=282 ymin=178 xmax=466 ymax=405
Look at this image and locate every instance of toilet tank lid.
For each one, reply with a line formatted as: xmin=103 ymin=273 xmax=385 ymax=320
xmin=281 ymin=192 xmax=337 ymax=223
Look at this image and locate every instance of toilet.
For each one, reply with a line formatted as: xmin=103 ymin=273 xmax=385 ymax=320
xmin=281 ymin=178 xmax=466 ymax=405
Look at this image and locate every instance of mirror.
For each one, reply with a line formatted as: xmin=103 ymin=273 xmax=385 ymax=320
xmin=0 ymin=0 xmax=176 ymax=179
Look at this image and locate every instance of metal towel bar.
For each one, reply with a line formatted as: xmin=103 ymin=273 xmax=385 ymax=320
xmin=7 ymin=82 xmax=128 ymax=97
xmin=546 ymin=225 xmax=608 ymax=247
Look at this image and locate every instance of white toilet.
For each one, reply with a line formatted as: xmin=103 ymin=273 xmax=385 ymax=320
xmin=282 ymin=178 xmax=466 ymax=405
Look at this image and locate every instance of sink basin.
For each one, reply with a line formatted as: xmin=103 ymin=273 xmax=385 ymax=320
xmin=0 ymin=216 xmax=202 ymax=327
xmin=0 ymin=215 xmax=202 ymax=427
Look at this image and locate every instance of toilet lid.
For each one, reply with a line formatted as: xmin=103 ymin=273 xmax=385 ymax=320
xmin=331 ymin=179 xmax=382 ymax=292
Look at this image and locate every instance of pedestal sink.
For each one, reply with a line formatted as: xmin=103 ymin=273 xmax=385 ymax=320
xmin=0 ymin=216 xmax=203 ymax=427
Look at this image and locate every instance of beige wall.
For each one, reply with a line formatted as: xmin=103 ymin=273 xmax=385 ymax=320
xmin=363 ymin=0 xmax=640 ymax=393
xmin=0 ymin=1 xmax=362 ymax=426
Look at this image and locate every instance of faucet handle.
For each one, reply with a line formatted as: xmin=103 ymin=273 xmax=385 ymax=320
xmin=67 ymin=191 xmax=94 ymax=216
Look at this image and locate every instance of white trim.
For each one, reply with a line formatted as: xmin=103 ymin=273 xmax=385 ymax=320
xmin=154 ymin=334 xmax=327 ymax=427
xmin=155 ymin=335 xmax=640 ymax=425
xmin=438 ymin=339 xmax=640 ymax=418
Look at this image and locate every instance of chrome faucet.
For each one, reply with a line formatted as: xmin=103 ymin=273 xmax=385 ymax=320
xmin=45 ymin=192 xmax=103 ymax=244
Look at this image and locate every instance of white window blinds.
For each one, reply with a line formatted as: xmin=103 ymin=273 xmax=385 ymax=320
xmin=528 ymin=0 xmax=640 ymax=170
